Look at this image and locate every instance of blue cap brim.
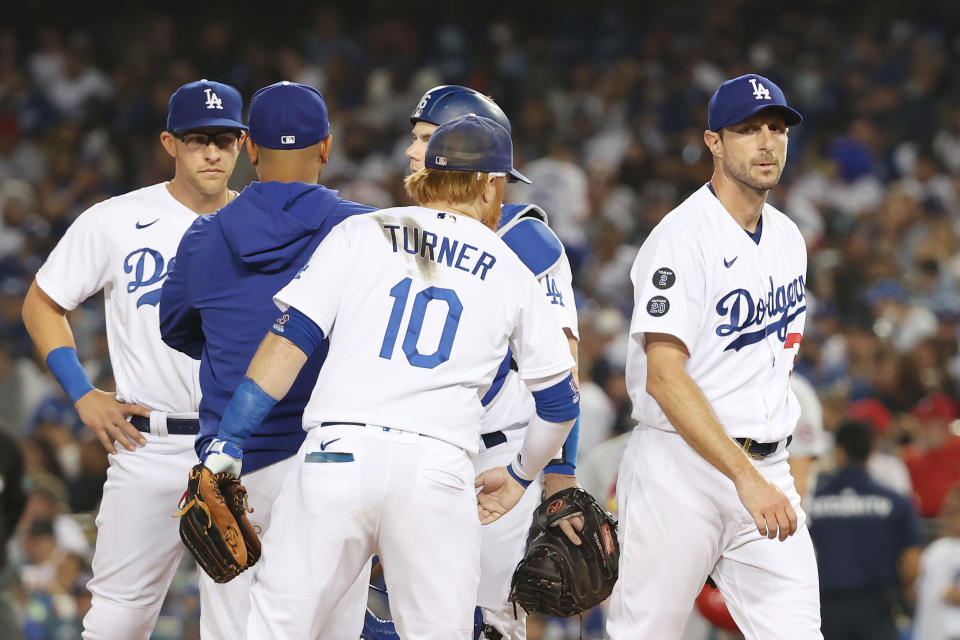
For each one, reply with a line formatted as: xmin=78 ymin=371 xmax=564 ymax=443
xmin=508 ymin=168 xmax=532 ymax=184
xmin=170 ymin=117 xmax=248 ymax=132
xmin=712 ymin=104 xmax=803 ymax=132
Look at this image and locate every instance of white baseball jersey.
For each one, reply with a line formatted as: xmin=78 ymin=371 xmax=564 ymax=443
xmin=480 ymin=253 xmax=578 ymax=434
xmin=626 ymin=183 xmax=807 ymax=443
xmin=274 ymin=206 xmax=575 ymax=454
xmin=36 ymin=183 xmax=202 ymax=412
xmin=788 ymin=374 xmax=829 ymax=458
xmin=914 ymin=537 xmax=960 ymax=640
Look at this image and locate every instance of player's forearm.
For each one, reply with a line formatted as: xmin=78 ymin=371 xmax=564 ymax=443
xmin=245 ymin=332 xmax=309 ymax=400
xmin=787 ymin=455 xmax=813 ymax=498
xmin=647 ymin=365 xmax=756 ymax=484
xmin=23 ymin=280 xmax=98 ymax=404
xmin=513 ymin=414 xmax=576 ymax=482
xmin=22 ymin=280 xmax=76 ymax=356
xmin=217 ymin=333 xmax=308 ymax=448
xmin=900 ymin=547 xmax=922 ymax=591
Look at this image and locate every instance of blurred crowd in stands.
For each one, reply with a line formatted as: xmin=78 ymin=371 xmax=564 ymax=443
xmin=1 ymin=2 xmax=960 ymax=638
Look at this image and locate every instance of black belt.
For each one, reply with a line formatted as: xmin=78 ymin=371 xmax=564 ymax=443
xmin=735 ymin=435 xmax=792 ymax=459
xmin=320 ymin=421 xmax=366 ymax=428
xmin=130 ymin=415 xmax=200 ymax=436
xmin=481 ymin=431 xmax=507 ymax=449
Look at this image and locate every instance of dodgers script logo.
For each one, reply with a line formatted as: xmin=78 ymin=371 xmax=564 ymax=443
xmin=124 ymin=248 xmax=175 ymax=307
xmin=715 ymin=275 xmax=806 ymax=352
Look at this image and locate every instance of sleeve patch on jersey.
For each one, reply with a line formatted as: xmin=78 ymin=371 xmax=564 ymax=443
xmin=652 ymin=267 xmax=676 ymax=290
xmin=647 ymin=296 xmax=670 ymax=317
xmin=497 ymin=216 xmax=563 ymax=279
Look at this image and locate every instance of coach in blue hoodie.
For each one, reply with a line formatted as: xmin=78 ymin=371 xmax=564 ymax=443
xmin=159 ymin=81 xmax=373 ymax=640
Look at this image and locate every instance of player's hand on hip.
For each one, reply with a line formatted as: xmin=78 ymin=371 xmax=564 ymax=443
xmin=74 ymin=389 xmax=149 ymax=454
xmin=544 ymin=473 xmax=585 ymax=545
xmin=735 ymin=470 xmax=798 ymax=542
xmin=201 ymin=439 xmax=242 ymax=478
xmin=475 ymin=466 xmax=526 ymax=525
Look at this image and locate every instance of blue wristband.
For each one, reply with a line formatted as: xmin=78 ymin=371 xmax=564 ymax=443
xmin=46 ymin=346 xmax=94 ymax=404
xmin=506 ymin=463 xmax=533 ymax=489
xmin=219 ymin=376 xmax=278 ymax=449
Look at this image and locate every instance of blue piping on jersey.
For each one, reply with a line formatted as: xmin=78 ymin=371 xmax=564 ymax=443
xmin=481 ymin=352 xmax=513 ymax=407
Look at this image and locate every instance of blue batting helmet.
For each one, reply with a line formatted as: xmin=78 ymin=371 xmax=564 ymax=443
xmin=410 ymin=85 xmax=512 ymax=134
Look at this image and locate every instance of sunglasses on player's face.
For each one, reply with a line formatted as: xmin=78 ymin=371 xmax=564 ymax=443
xmin=171 ymin=130 xmax=242 ymax=151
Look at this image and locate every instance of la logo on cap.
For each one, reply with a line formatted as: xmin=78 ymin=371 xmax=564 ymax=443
xmin=203 ymin=88 xmax=223 ymax=110
xmin=749 ymin=78 xmax=771 ymax=101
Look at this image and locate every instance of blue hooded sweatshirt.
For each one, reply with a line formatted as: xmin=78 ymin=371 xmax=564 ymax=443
xmin=159 ymin=181 xmax=373 ymax=473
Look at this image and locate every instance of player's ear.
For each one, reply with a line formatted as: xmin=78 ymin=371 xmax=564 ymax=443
xmin=703 ymin=129 xmax=722 ymax=159
xmin=318 ymin=134 xmax=333 ymax=165
xmin=481 ymin=173 xmax=498 ymax=204
xmin=245 ymin=138 xmax=259 ymax=167
xmin=159 ymin=131 xmax=177 ymax=159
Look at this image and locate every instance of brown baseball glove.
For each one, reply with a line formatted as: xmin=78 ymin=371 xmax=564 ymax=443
xmin=175 ymin=464 xmax=260 ymax=583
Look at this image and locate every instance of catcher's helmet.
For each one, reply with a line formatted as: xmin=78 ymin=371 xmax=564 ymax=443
xmin=410 ymin=85 xmax=511 ymax=133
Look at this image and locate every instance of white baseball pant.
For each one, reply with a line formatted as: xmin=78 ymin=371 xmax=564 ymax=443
xmin=607 ymin=426 xmax=822 ymax=640
xmin=246 ymin=424 xmax=482 ymax=640
xmin=197 ymin=454 xmax=369 ymax=639
xmin=82 ymin=432 xmax=196 ymax=640
xmin=474 ymin=427 xmax=543 ymax=639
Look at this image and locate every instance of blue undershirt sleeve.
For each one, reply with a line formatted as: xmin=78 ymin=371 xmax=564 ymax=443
xmin=270 ymin=306 xmax=325 ymax=357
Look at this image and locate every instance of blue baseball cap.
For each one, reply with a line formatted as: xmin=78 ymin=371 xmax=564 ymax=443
xmin=425 ymin=114 xmax=531 ymax=184
xmin=166 ymin=80 xmax=246 ymax=132
xmin=248 ymin=81 xmax=329 ymax=150
xmin=707 ymin=74 xmax=803 ymax=132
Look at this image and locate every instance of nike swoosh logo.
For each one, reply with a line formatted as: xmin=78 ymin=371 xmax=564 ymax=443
xmin=136 ymin=219 xmax=159 ymax=229
xmin=320 ymin=438 xmax=341 ymax=451
xmin=723 ymin=257 xmax=738 ymax=268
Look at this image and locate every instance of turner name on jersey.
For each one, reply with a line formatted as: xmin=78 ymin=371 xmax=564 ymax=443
xmin=382 ymin=219 xmax=497 ymax=281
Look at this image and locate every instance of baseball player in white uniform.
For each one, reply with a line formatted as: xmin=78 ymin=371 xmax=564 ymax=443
xmin=787 ymin=374 xmax=829 ymax=501
xmin=204 ymin=114 xmax=579 ymax=640
xmin=404 ymin=86 xmax=582 ymax=640
xmin=914 ymin=486 xmax=960 ymax=640
xmin=609 ymin=74 xmax=821 ymax=639
xmin=21 ymin=80 xmax=246 ymax=639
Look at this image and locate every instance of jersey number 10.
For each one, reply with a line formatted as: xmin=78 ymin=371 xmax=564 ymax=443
xmin=379 ymin=277 xmax=463 ymax=369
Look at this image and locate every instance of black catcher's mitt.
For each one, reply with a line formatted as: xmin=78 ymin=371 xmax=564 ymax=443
xmin=509 ymin=487 xmax=619 ymax=617
xmin=175 ymin=464 xmax=260 ymax=583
